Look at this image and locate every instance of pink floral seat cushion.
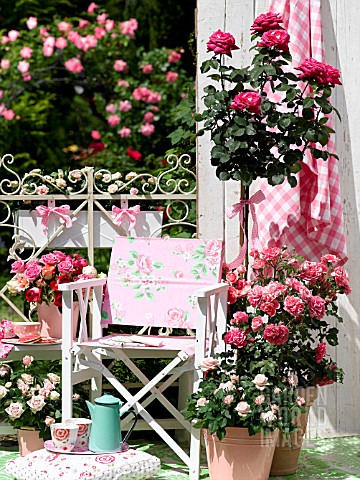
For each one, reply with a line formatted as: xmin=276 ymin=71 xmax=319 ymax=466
xmin=101 ymin=237 xmax=224 ymax=329
xmin=6 ymin=448 xmax=160 ymax=480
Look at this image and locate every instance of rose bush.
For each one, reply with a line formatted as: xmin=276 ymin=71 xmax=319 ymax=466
xmin=0 ymin=357 xmax=85 ymax=438
xmin=184 ymin=245 xmax=350 ymax=439
xmin=0 ymin=3 xmax=188 ymax=173
xmin=195 ymin=11 xmax=342 ymax=186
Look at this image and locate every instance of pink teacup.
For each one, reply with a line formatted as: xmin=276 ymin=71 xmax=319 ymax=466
xmin=50 ymin=423 xmax=78 ymax=452
xmin=65 ymin=418 xmax=92 ymax=449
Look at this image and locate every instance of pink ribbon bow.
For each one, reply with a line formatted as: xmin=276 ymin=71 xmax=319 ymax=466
xmin=35 ymin=204 xmax=73 ymax=234
xmin=111 ymin=205 xmax=141 ymax=229
xmin=225 ymin=190 xmax=265 ymax=269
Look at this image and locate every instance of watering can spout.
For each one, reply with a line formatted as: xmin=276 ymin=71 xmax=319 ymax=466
xmin=86 ymin=400 xmax=95 ymax=419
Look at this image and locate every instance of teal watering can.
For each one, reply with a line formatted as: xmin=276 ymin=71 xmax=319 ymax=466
xmin=86 ymin=394 xmax=138 ymax=453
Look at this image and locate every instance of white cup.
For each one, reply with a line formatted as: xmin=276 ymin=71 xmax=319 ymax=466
xmin=50 ymin=423 xmax=79 ymax=452
xmin=65 ymin=418 xmax=92 ymax=449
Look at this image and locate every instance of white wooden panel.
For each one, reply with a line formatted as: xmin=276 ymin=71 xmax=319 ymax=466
xmin=196 ymin=0 xmax=226 ymax=240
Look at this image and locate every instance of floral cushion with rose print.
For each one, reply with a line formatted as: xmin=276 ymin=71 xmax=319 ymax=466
xmin=6 ymin=448 xmax=160 ymax=480
xmin=101 ymin=236 xmax=224 ymax=329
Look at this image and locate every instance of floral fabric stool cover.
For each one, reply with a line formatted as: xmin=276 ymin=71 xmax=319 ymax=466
xmin=6 ymin=448 xmax=161 ymax=480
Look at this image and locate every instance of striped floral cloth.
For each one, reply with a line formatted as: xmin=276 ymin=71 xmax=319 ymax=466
xmin=257 ymin=0 xmax=348 ymax=263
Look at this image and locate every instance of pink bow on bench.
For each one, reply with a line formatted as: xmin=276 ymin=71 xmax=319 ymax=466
xmin=225 ymin=190 xmax=265 ymax=269
xmin=111 ymin=205 xmax=141 ymax=229
xmin=35 ymin=204 xmax=73 ymax=234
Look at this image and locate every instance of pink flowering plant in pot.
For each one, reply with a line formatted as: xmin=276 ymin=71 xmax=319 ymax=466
xmin=184 ymin=246 xmax=350 ymax=440
xmin=197 ymin=11 xmax=342 ymax=185
xmin=6 ymin=250 xmax=97 ymax=307
xmin=0 ymin=357 xmax=84 ymax=439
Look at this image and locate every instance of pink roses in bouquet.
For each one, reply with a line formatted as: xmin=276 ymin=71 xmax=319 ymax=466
xmin=7 ymin=251 xmax=97 ymax=307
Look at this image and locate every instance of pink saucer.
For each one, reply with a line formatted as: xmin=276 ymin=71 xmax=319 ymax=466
xmin=44 ymin=440 xmax=129 ymax=454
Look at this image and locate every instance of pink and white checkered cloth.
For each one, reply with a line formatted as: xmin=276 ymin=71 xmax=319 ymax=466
xmin=257 ymin=0 xmax=348 ymax=264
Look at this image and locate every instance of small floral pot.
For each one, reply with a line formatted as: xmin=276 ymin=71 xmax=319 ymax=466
xmin=270 ymin=386 xmax=319 ymax=476
xmin=37 ymin=301 xmax=79 ymax=340
xmin=203 ymin=427 xmax=278 ymax=480
xmin=17 ymin=428 xmax=44 ymax=456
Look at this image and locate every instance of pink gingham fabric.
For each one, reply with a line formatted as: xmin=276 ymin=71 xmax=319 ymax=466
xmin=257 ymin=0 xmax=348 ymax=263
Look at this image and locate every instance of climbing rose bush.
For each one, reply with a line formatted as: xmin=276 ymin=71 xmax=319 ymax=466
xmin=0 ymin=3 xmax=187 ymax=172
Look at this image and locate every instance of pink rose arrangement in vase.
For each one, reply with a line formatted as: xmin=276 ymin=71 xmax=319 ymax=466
xmin=7 ymin=250 xmax=97 ymax=307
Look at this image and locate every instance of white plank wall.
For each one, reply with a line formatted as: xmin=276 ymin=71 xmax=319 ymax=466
xmin=197 ymin=0 xmax=360 ymax=438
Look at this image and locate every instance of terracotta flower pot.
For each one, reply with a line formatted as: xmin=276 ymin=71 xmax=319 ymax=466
xmin=203 ymin=427 xmax=278 ymax=480
xmin=37 ymin=301 xmax=79 ymax=340
xmin=17 ymin=428 xmax=44 ymax=456
xmin=270 ymin=386 xmax=318 ymax=476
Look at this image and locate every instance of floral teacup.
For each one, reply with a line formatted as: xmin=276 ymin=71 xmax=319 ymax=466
xmin=50 ymin=423 xmax=78 ymax=452
xmin=65 ymin=418 xmax=92 ymax=449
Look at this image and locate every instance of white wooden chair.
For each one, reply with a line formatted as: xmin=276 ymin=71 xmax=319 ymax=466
xmin=58 ymin=236 xmax=228 ymax=480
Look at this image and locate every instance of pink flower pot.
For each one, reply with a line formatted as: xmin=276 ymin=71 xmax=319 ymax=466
xmin=270 ymin=386 xmax=318 ymax=476
xmin=37 ymin=301 xmax=79 ymax=340
xmin=17 ymin=428 xmax=44 ymax=456
xmin=203 ymin=427 xmax=278 ymax=480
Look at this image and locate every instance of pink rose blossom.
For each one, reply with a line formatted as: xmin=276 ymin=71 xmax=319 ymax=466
xmin=17 ymin=61 xmax=29 ymax=74
xmin=199 ymin=357 xmax=219 ymax=372
xmin=108 ymin=115 xmax=120 ymax=126
xmin=228 ymin=286 xmax=238 ymax=304
xmin=23 ymin=355 xmax=34 ymax=366
xmin=261 ymin=301 xmax=277 ymax=317
xmin=232 ymin=311 xmax=249 ymax=324
xmin=274 ymin=387 xmax=281 ymax=394
xmin=118 ymin=80 xmax=130 ymax=88
xmin=20 ymin=46 xmax=32 ymax=58
xmin=0 ymin=91 xmax=3 ymax=100
xmin=1 ymin=59 xmax=10 ymax=70
xmin=299 ymin=285 xmax=312 ymax=302
xmin=94 ymin=27 xmax=106 ymax=39
xmin=84 ymin=35 xmax=97 ymax=49
xmin=57 ymin=21 xmax=72 ymax=32
xmin=43 ymin=45 xmax=54 ymax=57
xmin=106 ymin=103 xmax=117 ymax=114
xmin=309 ymin=296 xmax=326 ymax=319
xmin=45 ymin=416 xmax=55 ymax=427
xmin=263 ymin=323 xmax=289 ymax=345
xmin=141 ymin=123 xmax=155 ymax=136
xmin=24 ymin=264 xmax=42 ymax=281
xmin=26 ymin=17 xmax=38 ymax=30
xmin=168 ymin=51 xmax=181 ymax=63
xmin=79 ymin=19 xmax=90 ymax=29
xmin=224 ymin=327 xmax=247 ymax=348
xmin=55 ymin=37 xmax=67 ymax=49
xmin=144 ymin=111 xmax=155 ymax=123
xmin=52 ymin=251 xmax=67 ymax=262
xmin=321 ymin=254 xmax=340 ymax=264
xmin=91 ymin=130 xmax=101 ymax=140
xmin=166 ymin=71 xmax=178 ymax=82
xmin=118 ymin=126 xmax=131 ymax=137
xmin=252 ymin=374 xmax=269 ymax=390
xmin=235 ymin=401 xmax=251 ymax=416
xmin=5 ymin=402 xmax=24 ymax=419
xmin=64 ymin=58 xmax=83 ymax=74
xmin=284 ymin=295 xmax=305 ymax=317
xmin=40 ymin=253 xmax=59 ymax=265
xmin=207 ymin=29 xmax=239 ymax=57
xmin=1 ymin=36 xmax=9 ymax=44
xmin=141 ymin=64 xmax=153 ymax=74
xmin=3 ymin=109 xmax=15 ymax=120
xmin=119 ymin=18 xmax=138 ymax=38
xmin=332 ymin=266 xmax=350 ymax=288
xmin=315 ymin=342 xmax=326 ymax=363
xmin=196 ymin=397 xmax=208 ymax=407
xmin=129 ymin=187 xmax=138 ymax=195
xmin=300 ymin=261 xmax=327 ymax=283
xmin=119 ymin=100 xmax=132 ymax=112
xmin=230 ymin=91 xmax=262 ymax=114
xmin=224 ymin=395 xmax=234 ymax=405
xmin=8 ymin=30 xmax=19 ymax=42
xmin=105 ymin=19 xmax=114 ymax=31
xmin=27 ymin=395 xmax=46 ymax=413
xmin=251 ymin=316 xmax=263 ymax=332
xmin=97 ymin=13 xmax=108 ymax=25
xmin=257 ymin=29 xmax=290 ymax=52
xmin=226 ymin=271 xmax=238 ymax=283
xmin=297 ymin=57 xmax=341 ymax=86
xmin=297 ymin=396 xmax=306 ymax=406
xmin=10 ymin=260 xmax=25 ymax=273
xmin=255 ymin=394 xmax=265 ymax=405
xmin=87 ymin=2 xmax=98 ymax=13
xmin=40 ymin=27 xmax=49 ymax=38
xmin=251 ymin=12 xmax=283 ymax=34
xmin=260 ymin=247 xmax=282 ymax=261
xmin=113 ymin=59 xmax=127 ymax=72
xmin=58 ymin=259 xmax=73 ymax=273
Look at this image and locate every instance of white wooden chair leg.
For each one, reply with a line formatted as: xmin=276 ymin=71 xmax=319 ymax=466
xmin=175 ymin=370 xmax=193 ymax=443
xmin=62 ymin=290 xmax=74 ymax=421
xmin=189 ymin=426 xmax=201 ymax=480
xmin=90 ymin=374 xmax=102 ymax=402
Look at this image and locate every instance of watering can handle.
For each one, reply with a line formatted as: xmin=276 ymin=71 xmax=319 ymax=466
xmin=122 ymin=407 xmax=138 ymax=443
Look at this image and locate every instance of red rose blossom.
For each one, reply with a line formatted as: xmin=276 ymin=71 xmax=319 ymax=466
xmin=309 ymin=296 xmax=326 ymax=319
xmin=251 ymin=12 xmax=283 ymax=34
xmin=263 ymin=323 xmax=289 ymax=345
xmin=127 ymin=146 xmax=142 ymax=161
xmin=284 ymin=295 xmax=305 ymax=317
xmin=25 ymin=287 xmax=42 ymax=303
xmin=207 ymin=30 xmax=239 ymax=57
xmin=257 ymin=29 xmax=290 ymax=52
xmin=296 ymin=58 xmax=341 ymax=86
xmin=224 ymin=327 xmax=247 ymax=348
xmin=227 ymin=286 xmax=238 ymax=304
xmin=315 ymin=342 xmax=326 ymax=363
xmin=230 ymin=91 xmax=262 ymax=114
xmin=251 ymin=316 xmax=263 ymax=332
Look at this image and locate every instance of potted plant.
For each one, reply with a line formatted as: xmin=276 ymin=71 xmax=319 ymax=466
xmin=6 ymin=250 xmax=98 ymax=339
xmin=185 ymin=245 xmax=350 ymax=478
xmin=0 ymin=356 xmax=85 ymax=455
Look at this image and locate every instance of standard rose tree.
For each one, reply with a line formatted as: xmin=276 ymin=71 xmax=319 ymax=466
xmin=196 ymin=11 xmax=342 ymax=186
